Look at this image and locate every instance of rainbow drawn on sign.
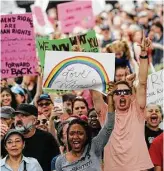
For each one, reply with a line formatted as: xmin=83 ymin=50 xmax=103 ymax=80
xmin=44 ymin=56 xmax=110 ymax=93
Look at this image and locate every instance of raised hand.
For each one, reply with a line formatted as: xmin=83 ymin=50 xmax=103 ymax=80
xmin=107 ymin=81 xmax=116 ymax=96
xmin=0 ymin=123 xmax=9 ymax=140
xmin=126 ymin=73 xmax=136 ymax=87
xmin=138 ymin=29 xmax=152 ymax=56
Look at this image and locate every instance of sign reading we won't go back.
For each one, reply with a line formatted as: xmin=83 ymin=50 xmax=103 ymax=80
xmin=1 ymin=13 xmax=37 ymax=78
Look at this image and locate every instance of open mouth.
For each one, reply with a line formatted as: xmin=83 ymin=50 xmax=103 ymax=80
xmin=150 ymin=115 xmax=158 ymax=124
xmin=120 ymin=98 xmax=126 ymax=107
xmin=73 ymin=141 xmax=81 ymax=149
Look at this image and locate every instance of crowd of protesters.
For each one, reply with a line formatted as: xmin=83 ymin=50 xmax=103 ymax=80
xmin=0 ymin=0 xmax=163 ymax=171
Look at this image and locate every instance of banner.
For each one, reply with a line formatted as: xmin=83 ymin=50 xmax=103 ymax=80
xmin=1 ymin=13 xmax=37 ymax=78
xmin=37 ymin=30 xmax=99 ymax=67
xmin=43 ymin=51 xmax=115 ymax=94
xmin=147 ymin=69 xmax=163 ymax=106
xmin=57 ymin=1 xmax=95 ymax=33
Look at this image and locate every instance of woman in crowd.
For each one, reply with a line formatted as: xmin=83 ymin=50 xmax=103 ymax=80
xmin=0 ymin=87 xmax=17 ymax=109
xmin=1 ymin=129 xmax=43 ymax=171
xmin=55 ymin=94 xmax=115 ymax=171
xmin=72 ymin=97 xmax=89 ymax=116
xmin=145 ymin=103 xmax=163 ymax=149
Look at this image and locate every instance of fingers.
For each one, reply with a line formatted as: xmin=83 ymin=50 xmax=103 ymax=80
xmin=0 ymin=124 xmax=9 ymax=139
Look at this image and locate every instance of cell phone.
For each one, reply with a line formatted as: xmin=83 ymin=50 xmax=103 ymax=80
xmin=53 ymin=96 xmax=64 ymax=113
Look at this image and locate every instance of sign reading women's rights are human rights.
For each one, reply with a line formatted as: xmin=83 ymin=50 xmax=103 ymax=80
xmin=43 ymin=51 xmax=115 ymax=94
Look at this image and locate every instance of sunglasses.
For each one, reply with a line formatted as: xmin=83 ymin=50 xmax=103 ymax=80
xmin=38 ymin=102 xmax=51 ymax=107
xmin=113 ymin=89 xmax=132 ymax=96
xmin=36 ymin=119 xmax=48 ymax=125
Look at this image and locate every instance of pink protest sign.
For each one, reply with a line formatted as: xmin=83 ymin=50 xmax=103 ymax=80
xmin=57 ymin=1 xmax=95 ymax=33
xmin=1 ymin=13 xmax=37 ymax=78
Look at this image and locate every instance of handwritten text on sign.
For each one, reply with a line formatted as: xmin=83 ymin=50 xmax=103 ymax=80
xmin=147 ymin=69 xmax=163 ymax=106
xmin=43 ymin=51 xmax=115 ymax=94
xmin=1 ymin=13 xmax=37 ymax=78
xmin=37 ymin=30 xmax=99 ymax=67
xmin=57 ymin=1 xmax=94 ymax=33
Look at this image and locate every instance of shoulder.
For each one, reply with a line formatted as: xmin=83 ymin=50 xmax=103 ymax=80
xmin=55 ymin=154 xmax=65 ymax=168
xmin=35 ymin=129 xmax=55 ymax=139
xmin=25 ymin=157 xmax=40 ymax=164
xmin=152 ymin=133 xmax=163 ymax=145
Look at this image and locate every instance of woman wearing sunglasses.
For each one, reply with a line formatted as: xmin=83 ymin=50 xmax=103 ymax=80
xmin=1 ymin=129 xmax=43 ymax=171
xmin=107 ymin=32 xmax=154 ymax=171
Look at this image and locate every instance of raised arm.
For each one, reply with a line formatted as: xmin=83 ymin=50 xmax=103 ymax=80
xmin=136 ymin=30 xmax=151 ymax=109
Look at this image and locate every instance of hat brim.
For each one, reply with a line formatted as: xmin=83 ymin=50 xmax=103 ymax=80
xmin=1 ymin=113 xmax=13 ymax=119
xmin=13 ymin=110 xmax=31 ymax=116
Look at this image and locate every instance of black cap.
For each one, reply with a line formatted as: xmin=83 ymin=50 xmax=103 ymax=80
xmin=4 ymin=129 xmax=24 ymax=145
xmin=100 ymin=25 xmax=110 ymax=31
xmin=13 ymin=104 xmax=38 ymax=117
xmin=37 ymin=94 xmax=52 ymax=104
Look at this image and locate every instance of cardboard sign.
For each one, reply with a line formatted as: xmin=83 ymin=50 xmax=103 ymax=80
xmin=43 ymin=51 xmax=115 ymax=94
xmin=31 ymin=5 xmax=54 ymax=35
xmin=147 ymin=69 xmax=164 ymax=106
xmin=37 ymin=30 xmax=99 ymax=68
xmin=57 ymin=1 xmax=95 ymax=33
xmin=1 ymin=13 xmax=37 ymax=78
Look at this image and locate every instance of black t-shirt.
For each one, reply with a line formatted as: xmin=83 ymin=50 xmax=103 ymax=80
xmin=145 ymin=125 xmax=163 ymax=149
xmin=1 ymin=129 xmax=60 ymax=171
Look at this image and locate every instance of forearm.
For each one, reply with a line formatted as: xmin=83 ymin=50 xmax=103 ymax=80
xmin=90 ymin=90 xmax=104 ymax=113
xmin=108 ymin=95 xmax=115 ymax=112
xmin=93 ymin=112 xmax=115 ymax=153
xmin=139 ymin=51 xmax=148 ymax=84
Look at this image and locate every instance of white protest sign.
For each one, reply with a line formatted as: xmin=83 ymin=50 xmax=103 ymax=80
xmin=147 ymin=69 xmax=164 ymax=106
xmin=43 ymin=51 xmax=115 ymax=94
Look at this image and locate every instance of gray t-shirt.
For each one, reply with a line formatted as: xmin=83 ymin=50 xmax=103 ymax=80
xmin=55 ymin=112 xmax=115 ymax=171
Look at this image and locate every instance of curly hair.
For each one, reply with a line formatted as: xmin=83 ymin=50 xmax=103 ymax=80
xmin=105 ymin=40 xmax=131 ymax=60
xmin=67 ymin=118 xmax=92 ymax=159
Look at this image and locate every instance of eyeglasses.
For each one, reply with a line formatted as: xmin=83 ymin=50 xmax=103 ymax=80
xmin=36 ymin=119 xmax=48 ymax=125
xmin=113 ymin=89 xmax=132 ymax=96
xmin=38 ymin=102 xmax=51 ymax=107
xmin=6 ymin=139 xmax=22 ymax=145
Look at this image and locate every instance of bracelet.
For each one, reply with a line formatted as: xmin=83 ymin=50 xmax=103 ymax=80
xmin=140 ymin=55 xmax=148 ymax=59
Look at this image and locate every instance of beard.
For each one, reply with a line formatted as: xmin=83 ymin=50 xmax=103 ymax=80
xmin=15 ymin=120 xmax=33 ymax=134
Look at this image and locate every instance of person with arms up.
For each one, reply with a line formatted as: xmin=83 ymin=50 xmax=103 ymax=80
xmin=55 ymin=90 xmax=115 ymax=171
xmin=107 ymin=30 xmax=154 ymax=171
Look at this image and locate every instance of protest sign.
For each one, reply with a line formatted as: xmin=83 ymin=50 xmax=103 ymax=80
xmin=37 ymin=30 xmax=99 ymax=68
xmin=31 ymin=4 xmax=54 ymax=35
xmin=147 ymin=69 xmax=163 ymax=106
xmin=57 ymin=1 xmax=95 ymax=33
xmin=1 ymin=13 xmax=37 ymax=78
xmin=43 ymin=51 xmax=115 ymax=94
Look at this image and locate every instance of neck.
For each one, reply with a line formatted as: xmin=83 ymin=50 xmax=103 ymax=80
xmin=7 ymin=154 xmax=22 ymax=165
xmin=71 ymin=149 xmax=84 ymax=158
xmin=146 ymin=124 xmax=159 ymax=131
xmin=24 ymin=127 xmax=36 ymax=138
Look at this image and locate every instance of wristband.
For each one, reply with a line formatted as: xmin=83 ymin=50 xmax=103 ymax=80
xmin=140 ymin=55 xmax=148 ymax=59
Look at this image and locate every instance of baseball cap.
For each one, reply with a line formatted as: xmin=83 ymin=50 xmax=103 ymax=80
xmin=100 ymin=25 xmax=110 ymax=31
xmin=4 ymin=129 xmax=24 ymax=145
xmin=11 ymin=85 xmax=25 ymax=96
xmin=13 ymin=104 xmax=38 ymax=117
xmin=1 ymin=106 xmax=15 ymax=119
xmin=37 ymin=94 xmax=52 ymax=104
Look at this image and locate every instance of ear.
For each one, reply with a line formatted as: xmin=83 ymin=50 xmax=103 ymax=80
xmin=23 ymin=142 xmax=25 ymax=149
